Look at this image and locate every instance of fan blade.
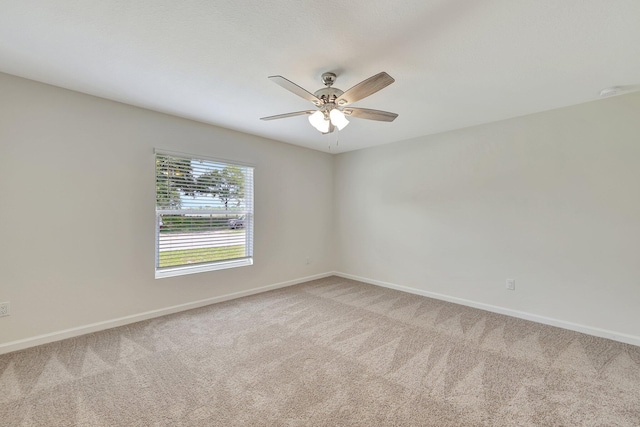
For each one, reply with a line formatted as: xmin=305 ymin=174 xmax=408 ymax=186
xmin=268 ymin=76 xmax=321 ymax=105
xmin=260 ymin=110 xmax=315 ymax=121
xmin=343 ymin=107 xmax=398 ymax=122
xmin=335 ymin=72 xmax=395 ymax=106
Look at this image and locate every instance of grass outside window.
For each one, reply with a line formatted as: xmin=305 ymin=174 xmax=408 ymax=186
xmin=159 ymin=245 xmax=246 ymax=268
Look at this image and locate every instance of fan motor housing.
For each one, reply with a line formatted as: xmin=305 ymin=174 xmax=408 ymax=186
xmin=313 ymin=87 xmax=344 ymax=104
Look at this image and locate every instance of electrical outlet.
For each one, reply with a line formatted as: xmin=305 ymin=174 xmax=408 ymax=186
xmin=305 ymin=257 xmax=311 ymax=265
xmin=506 ymin=279 xmax=515 ymax=290
xmin=0 ymin=302 xmax=9 ymax=317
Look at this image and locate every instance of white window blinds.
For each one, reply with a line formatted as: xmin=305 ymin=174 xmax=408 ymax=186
xmin=155 ymin=150 xmax=254 ymax=278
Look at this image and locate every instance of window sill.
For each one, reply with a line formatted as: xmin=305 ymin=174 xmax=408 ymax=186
xmin=155 ymin=258 xmax=253 ymax=279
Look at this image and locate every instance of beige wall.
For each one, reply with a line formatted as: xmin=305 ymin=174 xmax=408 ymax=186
xmin=0 ymin=73 xmax=334 ymax=346
xmin=335 ymin=92 xmax=640 ymax=341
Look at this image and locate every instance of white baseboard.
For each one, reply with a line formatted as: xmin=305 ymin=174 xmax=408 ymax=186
xmin=333 ymin=271 xmax=640 ymax=347
xmin=5 ymin=271 xmax=637 ymax=354
xmin=0 ymin=272 xmax=333 ymax=355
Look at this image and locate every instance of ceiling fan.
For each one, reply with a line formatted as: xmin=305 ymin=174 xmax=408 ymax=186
xmin=260 ymin=71 xmax=398 ymax=134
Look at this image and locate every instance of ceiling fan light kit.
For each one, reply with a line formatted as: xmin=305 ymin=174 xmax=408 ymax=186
xmin=261 ymin=71 xmax=398 ymax=134
xmin=329 ymin=109 xmax=349 ymax=130
xmin=309 ymin=110 xmax=331 ymax=133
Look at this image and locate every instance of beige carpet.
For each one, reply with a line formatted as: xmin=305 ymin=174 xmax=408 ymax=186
xmin=1 ymin=276 xmax=639 ymax=426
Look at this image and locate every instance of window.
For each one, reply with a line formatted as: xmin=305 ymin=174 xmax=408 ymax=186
xmin=155 ymin=150 xmax=254 ymax=278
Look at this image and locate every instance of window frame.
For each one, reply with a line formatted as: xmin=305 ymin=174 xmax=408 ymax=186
xmin=154 ymin=149 xmax=254 ymax=279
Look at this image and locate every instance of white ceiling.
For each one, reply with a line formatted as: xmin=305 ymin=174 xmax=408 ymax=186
xmin=1 ymin=0 xmax=639 ymax=153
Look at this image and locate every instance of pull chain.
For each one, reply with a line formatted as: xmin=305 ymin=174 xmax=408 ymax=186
xmin=327 ymin=134 xmax=340 ymax=152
